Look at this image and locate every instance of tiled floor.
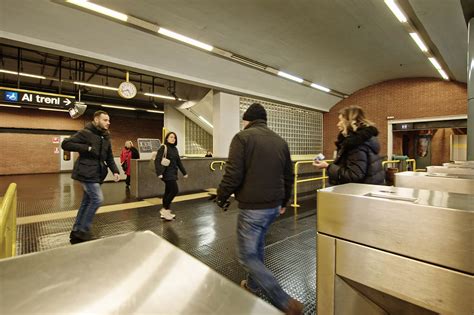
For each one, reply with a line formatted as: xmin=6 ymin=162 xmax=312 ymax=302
xmin=2 ymin=173 xmax=318 ymax=314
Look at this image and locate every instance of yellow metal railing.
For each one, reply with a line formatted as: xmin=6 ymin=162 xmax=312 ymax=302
xmin=382 ymin=160 xmax=401 ymax=169
xmin=210 ymin=160 xmax=226 ymax=171
xmin=291 ymin=160 xmax=333 ymax=208
xmin=0 ymin=183 xmax=17 ymax=259
xmin=406 ymin=159 xmax=417 ymax=172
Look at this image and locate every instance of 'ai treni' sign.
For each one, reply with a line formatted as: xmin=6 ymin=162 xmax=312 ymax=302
xmin=0 ymin=87 xmax=75 ymax=108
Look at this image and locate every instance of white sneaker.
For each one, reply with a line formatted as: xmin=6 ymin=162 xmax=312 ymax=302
xmin=160 ymin=209 xmax=175 ymax=220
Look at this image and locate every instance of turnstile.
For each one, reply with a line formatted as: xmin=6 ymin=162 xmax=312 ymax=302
xmin=395 ymin=171 xmax=474 ymax=194
xmin=317 ymin=183 xmax=473 ymax=315
xmin=0 ymin=231 xmax=282 ymax=314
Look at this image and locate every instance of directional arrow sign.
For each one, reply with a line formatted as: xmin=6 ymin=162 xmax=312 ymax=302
xmin=0 ymin=87 xmax=75 ymax=109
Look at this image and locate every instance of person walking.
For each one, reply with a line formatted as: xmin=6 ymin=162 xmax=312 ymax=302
xmin=120 ymin=140 xmax=137 ymax=188
xmin=61 ymin=110 xmax=120 ymax=243
xmin=313 ymin=105 xmax=384 ymax=185
xmin=154 ymin=132 xmax=188 ymax=221
xmin=215 ymin=103 xmax=304 ymax=315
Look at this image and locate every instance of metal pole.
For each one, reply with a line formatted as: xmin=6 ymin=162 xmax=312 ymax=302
xmin=468 ymin=18 xmax=474 ymax=160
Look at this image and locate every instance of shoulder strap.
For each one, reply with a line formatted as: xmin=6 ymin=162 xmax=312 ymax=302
xmin=162 ymin=144 xmax=167 ymax=158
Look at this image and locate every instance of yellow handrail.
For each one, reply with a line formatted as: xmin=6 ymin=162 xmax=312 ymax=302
xmin=406 ymin=159 xmax=417 ymax=172
xmin=0 ymin=183 xmax=17 ymax=259
xmin=210 ymin=160 xmax=226 ymax=171
xmin=382 ymin=160 xmax=400 ymax=168
xmin=291 ymin=160 xmax=333 ymax=209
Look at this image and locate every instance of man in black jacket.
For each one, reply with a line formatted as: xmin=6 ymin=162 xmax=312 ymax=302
xmin=216 ymin=103 xmax=303 ymax=315
xmin=62 ymin=110 xmax=119 ymax=243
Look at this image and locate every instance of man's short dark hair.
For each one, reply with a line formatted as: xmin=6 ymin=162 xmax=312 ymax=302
xmin=93 ymin=110 xmax=108 ymax=118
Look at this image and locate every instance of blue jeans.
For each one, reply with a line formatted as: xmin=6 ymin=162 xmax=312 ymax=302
xmin=237 ymin=207 xmax=291 ymax=311
xmin=73 ymin=182 xmax=104 ymax=233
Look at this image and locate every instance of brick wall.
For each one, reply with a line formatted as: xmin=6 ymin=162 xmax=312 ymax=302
xmin=0 ymin=107 xmax=163 ymax=175
xmin=323 ymin=78 xmax=467 ymax=161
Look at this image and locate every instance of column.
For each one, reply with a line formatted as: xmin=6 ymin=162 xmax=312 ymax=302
xmin=213 ymin=92 xmax=241 ymax=158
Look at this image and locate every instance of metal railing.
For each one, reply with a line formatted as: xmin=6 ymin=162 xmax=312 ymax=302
xmin=405 ymin=158 xmax=420 ymax=172
xmin=210 ymin=160 xmax=226 ymax=171
xmin=291 ymin=160 xmax=333 ymax=208
xmin=0 ymin=183 xmax=17 ymax=259
xmin=382 ymin=160 xmax=401 ymax=168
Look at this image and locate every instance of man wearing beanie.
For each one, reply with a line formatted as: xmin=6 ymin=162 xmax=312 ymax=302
xmin=216 ymin=103 xmax=303 ymax=315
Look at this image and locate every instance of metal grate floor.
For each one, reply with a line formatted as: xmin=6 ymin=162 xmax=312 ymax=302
xmin=10 ymin=173 xmax=318 ymax=314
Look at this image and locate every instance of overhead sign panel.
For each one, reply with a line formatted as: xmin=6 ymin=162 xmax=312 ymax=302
xmin=0 ymin=87 xmax=75 ymax=108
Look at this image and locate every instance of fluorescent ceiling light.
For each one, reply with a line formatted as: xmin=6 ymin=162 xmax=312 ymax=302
xmin=101 ymin=104 xmax=136 ymax=110
xmin=158 ymin=28 xmax=213 ymax=51
xmin=0 ymin=103 xmax=21 ymax=108
xmin=144 ymin=92 xmax=175 ymax=100
xmin=437 ymin=69 xmax=449 ymax=81
xmin=38 ymin=107 xmax=69 ymax=112
xmin=146 ymin=110 xmax=164 ymax=114
xmin=428 ymin=57 xmax=442 ymax=70
xmin=310 ymin=83 xmax=331 ymax=93
xmin=384 ymin=0 xmax=407 ymax=23
xmin=144 ymin=92 xmax=187 ymax=101
xmin=198 ymin=115 xmax=213 ymax=128
xmin=409 ymin=33 xmax=428 ymax=52
xmin=0 ymin=69 xmax=46 ymax=79
xmin=73 ymin=81 xmax=118 ymax=91
xmin=66 ymin=0 xmax=128 ymax=21
xmin=277 ymin=71 xmax=304 ymax=83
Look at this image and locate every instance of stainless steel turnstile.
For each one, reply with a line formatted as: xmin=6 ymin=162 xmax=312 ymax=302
xmin=317 ymin=183 xmax=473 ymax=315
xmin=395 ymin=171 xmax=474 ymax=194
xmin=426 ymin=161 xmax=474 ymax=176
xmin=0 ymin=231 xmax=282 ymax=314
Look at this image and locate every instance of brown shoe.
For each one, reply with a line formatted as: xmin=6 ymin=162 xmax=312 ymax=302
xmin=285 ymin=298 xmax=304 ymax=315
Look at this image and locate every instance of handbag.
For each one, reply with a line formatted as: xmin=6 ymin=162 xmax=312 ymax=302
xmin=161 ymin=145 xmax=170 ymax=167
xmin=121 ymin=160 xmax=128 ymax=171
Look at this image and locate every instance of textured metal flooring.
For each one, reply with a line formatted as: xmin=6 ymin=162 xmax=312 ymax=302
xmin=7 ymin=173 xmax=318 ymax=314
xmin=0 ymin=173 xmax=137 ymax=216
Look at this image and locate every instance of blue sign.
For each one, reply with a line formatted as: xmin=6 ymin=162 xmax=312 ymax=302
xmin=4 ymin=91 xmax=18 ymax=102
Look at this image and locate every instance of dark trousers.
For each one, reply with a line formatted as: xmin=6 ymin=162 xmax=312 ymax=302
xmin=163 ymin=180 xmax=179 ymax=209
xmin=126 ymin=175 xmax=131 ymax=186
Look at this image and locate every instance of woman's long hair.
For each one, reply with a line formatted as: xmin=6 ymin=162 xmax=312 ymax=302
xmin=338 ymin=105 xmax=375 ymax=136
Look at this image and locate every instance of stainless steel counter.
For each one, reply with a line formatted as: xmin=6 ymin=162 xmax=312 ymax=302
xmin=395 ymin=171 xmax=474 ymax=194
xmin=317 ymin=183 xmax=474 ymax=315
xmin=0 ymin=231 xmax=282 ymax=315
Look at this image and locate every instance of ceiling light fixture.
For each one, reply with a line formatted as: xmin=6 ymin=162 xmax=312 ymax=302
xmin=0 ymin=103 xmax=22 ymax=108
xmin=101 ymin=104 xmax=136 ymax=110
xmin=144 ymin=92 xmax=186 ymax=101
xmin=384 ymin=0 xmax=407 ymax=23
xmin=73 ymin=81 xmax=118 ymax=91
xmin=66 ymin=0 xmax=128 ymax=21
xmin=277 ymin=71 xmax=304 ymax=83
xmin=428 ymin=57 xmax=442 ymax=70
xmin=437 ymin=69 xmax=449 ymax=81
xmin=146 ymin=110 xmax=164 ymax=114
xmin=38 ymin=107 xmax=69 ymax=112
xmin=310 ymin=83 xmax=331 ymax=93
xmin=409 ymin=33 xmax=428 ymax=52
xmin=0 ymin=69 xmax=46 ymax=79
xmin=198 ymin=115 xmax=214 ymax=128
xmin=158 ymin=28 xmax=213 ymax=51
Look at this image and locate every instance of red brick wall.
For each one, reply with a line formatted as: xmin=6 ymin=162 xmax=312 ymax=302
xmin=323 ymin=78 xmax=467 ymax=159
xmin=0 ymin=107 xmax=163 ymax=175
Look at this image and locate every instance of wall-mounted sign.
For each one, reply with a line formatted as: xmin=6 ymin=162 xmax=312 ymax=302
xmin=0 ymin=87 xmax=75 ymax=108
xmin=54 ymin=147 xmax=60 ymax=154
xmin=52 ymin=137 xmax=60 ymax=144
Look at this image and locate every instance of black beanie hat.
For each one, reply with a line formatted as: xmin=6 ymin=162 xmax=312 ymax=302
xmin=242 ymin=103 xmax=267 ymax=122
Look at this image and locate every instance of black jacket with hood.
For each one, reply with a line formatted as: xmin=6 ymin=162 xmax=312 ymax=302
xmin=327 ymin=126 xmax=385 ymax=185
xmin=61 ymin=122 xmax=119 ymax=183
xmin=154 ymin=143 xmax=187 ymax=181
xmin=217 ymin=119 xmax=293 ymax=209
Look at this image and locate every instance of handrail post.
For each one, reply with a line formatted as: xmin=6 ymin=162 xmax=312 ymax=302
xmin=0 ymin=183 xmax=17 ymax=259
xmin=291 ymin=162 xmax=300 ymax=209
